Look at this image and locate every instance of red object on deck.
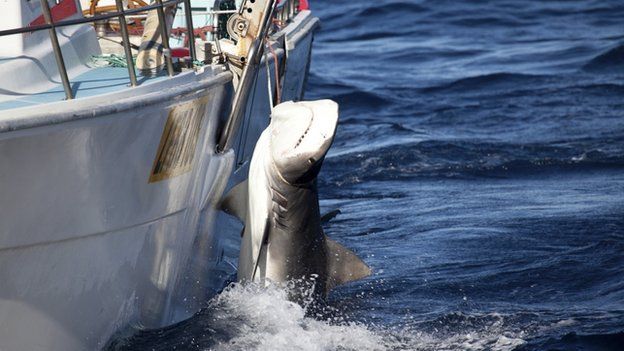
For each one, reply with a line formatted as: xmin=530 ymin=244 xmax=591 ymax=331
xmin=171 ymin=47 xmax=190 ymax=58
xmin=30 ymin=0 xmax=78 ymax=27
xmin=299 ymin=0 xmax=310 ymax=11
xmin=170 ymin=26 xmax=215 ymax=47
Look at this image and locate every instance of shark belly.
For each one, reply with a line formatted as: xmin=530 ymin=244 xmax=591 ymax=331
xmin=264 ymin=183 xmax=328 ymax=288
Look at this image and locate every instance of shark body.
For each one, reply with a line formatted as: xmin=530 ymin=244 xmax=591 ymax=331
xmin=222 ymin=100 xmax=371 ymax=295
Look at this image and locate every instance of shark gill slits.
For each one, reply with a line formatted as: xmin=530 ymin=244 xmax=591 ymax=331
xmin=273 ymin=215 xmax=288 ymax=229
xmin=271 ymin=189 xmax=288 ymax=208
xmin=273 ymin=204 xmax=287 ymax=219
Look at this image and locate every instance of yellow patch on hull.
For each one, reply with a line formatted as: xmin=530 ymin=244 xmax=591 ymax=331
xmin=149 ymin=97 xmax=209 ymax=183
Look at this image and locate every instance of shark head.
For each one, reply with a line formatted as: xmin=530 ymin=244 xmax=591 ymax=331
xmin=269 ymin=100 xmax=339 ymax=185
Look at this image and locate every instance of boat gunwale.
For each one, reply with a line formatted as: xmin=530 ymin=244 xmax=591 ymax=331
xmin=0 ymin=68 xmax=232 ymax=133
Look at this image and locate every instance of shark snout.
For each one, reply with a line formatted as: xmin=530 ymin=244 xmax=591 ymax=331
xmin=269 ymin=100 xmax=339 ymax=184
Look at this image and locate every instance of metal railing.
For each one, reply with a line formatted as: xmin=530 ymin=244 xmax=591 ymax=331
xmin=0 ymin=0 xmax=193 ymax=100
xmin=0 ymin=0 xmax=304 ymax=101
xmin=39 ymin=0 xmax=74 ymax=99
xmin=275 ymin=0 xmax=300 ymax=25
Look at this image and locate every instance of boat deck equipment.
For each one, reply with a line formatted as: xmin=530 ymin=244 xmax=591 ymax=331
xmin=0 ymin=0 xmax=304 ymax=149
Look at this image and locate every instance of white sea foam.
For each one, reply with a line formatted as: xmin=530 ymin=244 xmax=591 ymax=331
xmin=200 ymin=282 xmax=528 ymax=351
xmin=206 ymin=282 xmax=386 ymax=351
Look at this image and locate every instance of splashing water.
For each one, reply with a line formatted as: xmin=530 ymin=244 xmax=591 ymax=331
xmin=111 ymin=281 xmax=547 ymax=351
xmin=206 ymin=283 xmax=387 ymax=351
xmin=109 ymin=281 xmax=388 ymax=351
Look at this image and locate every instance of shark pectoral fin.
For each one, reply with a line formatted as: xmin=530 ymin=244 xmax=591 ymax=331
xmin=219 ymin=180 xmax=248 ymax=222
xmin=251 ymin=218 xmax=271 ymax=281
xmin=325 ymin=236 xmax=372 ymax=293
xmin=320 ymin=209 xmax=342 ymax=224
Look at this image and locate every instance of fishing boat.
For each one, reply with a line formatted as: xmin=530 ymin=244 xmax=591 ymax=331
xmin=0 ymin=0 xmax=318 ymax=349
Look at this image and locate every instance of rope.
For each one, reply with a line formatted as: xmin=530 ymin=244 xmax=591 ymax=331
xmin=88 ymin=54 xmax=135 ymax=68
xmin=265 ymin=50 xmax=274 ymax=110
xmin=265 ymin=38 xmax=282 ymax=111
xmin=266 ymin=40 xmax=282 ymax=105
xmin=89 ymin=55 xmax=203 ymax=70
xmin=264 ymin=0 xmax=283 ymax=108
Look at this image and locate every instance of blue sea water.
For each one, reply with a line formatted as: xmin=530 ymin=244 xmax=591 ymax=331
xmin=113 ymin=0 xmax=624 ymax=350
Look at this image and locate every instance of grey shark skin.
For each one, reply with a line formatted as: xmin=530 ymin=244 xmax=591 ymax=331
xmin=222 ymin=100 xmax=371 ymax=295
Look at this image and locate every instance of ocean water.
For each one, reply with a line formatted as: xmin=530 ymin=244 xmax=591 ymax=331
xmin=113 ymin=0 xmax=624 ymax=350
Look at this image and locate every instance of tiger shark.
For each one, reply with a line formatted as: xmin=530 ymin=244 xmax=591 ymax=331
xmin=221 ymin=100 xmax=371 ymax=295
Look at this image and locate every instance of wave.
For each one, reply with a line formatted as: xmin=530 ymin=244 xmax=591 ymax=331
xmin=306 ymin=75 xmax=391 ymax=110
xmin=331 ymin=90 xmax=390 ymax=111
xmin=354 ymin=1 xmax=427 ymax=18
xmin=516 ymin=331 xmax=624 ymax=351
xmin=569 ymin=82 xmax=624 ymax=95
xmin=420 ymin=73 xmax=550 ymax=94
xmin=317 ymin=1 xmax=427 ymax=35
xmin=582 ymin=44 xmax=624 ymax=72
xmin=378 ymin=47 xmax=489 ymax=64
xmin=321 ymin=140 xmax=624 ymax=185
xmin=448 ymin=15 xmax=530 ymax=28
